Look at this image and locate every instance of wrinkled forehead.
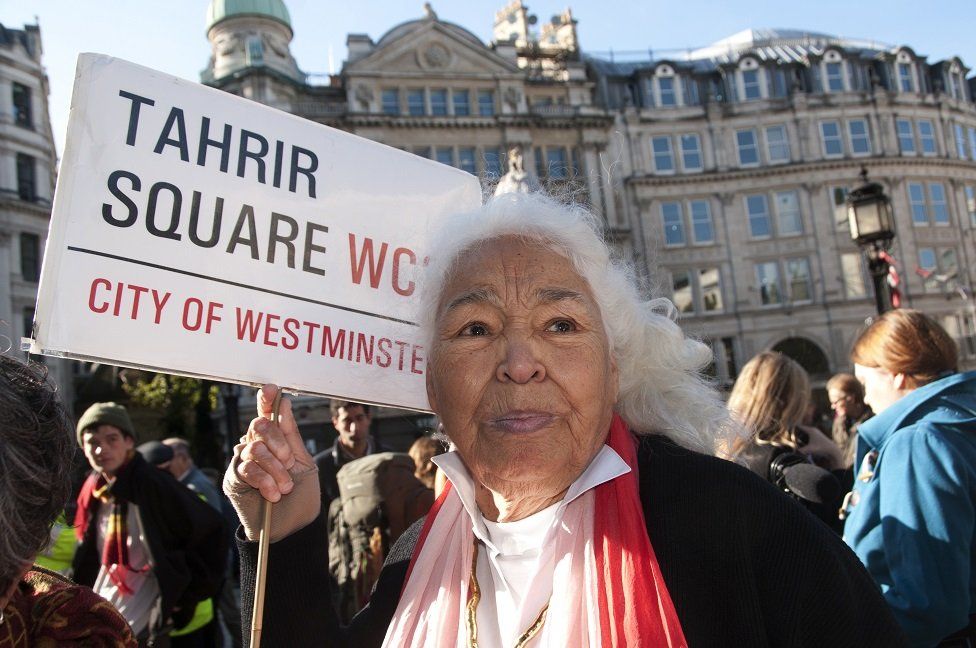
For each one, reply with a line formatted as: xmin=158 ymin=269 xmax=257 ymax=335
xmin=435 ymin=235 xmax=592 ymax=310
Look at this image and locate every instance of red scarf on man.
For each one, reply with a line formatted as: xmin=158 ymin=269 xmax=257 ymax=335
xmin=384 ymin=414 xmax=687 ymax=646
xmin=75 ymin=473 xmax=136 ymax=594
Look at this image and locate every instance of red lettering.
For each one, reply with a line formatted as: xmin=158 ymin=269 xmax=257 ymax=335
xmin=89 ymin=278 xmax=111 ymax=313
xmin=263 ymin=313 xmax=280 ymax=347
xmin=152 ymin=290 xmax=170 ymax=324
xmin=235 ymin=308 xmax=263 ymax=341
xmin=112 ymin=282 xmax=124 ymax=316
xmin=376 ymin=337 xmax=392 ymax=368
xmin=301 ymin=321 xmax=320 ymax=353
xmin=392 ymin=247 xmax=416 ymax=296
xmin=205 ymin=302 xmax=223 ymax=333
xmin=322 ymin=326 xmax=345 ymax=358
xmin=282 ymin=318 xmax=300 ymax=350
xmin=355 ymin=333 xmax=374 ymax=364
xmin=411 ymin=345 xmax=424 ymax=375
xmin=394 ymin=340 xmax=409 ymax=371
xmin=182 ymin=298 xmax=203 ymax=331
xmin=127 ymin=284 xmax=148 ymax=319
xmin=348 ymin=234 xmax=388 ymax=289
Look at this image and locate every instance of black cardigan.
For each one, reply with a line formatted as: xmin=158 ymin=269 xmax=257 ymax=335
xmin=239 ymin=435 xmax=907 ymax=647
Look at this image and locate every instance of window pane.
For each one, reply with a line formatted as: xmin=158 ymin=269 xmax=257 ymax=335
xmin=832 ymin=186 xmax=849 ymax=227
xmin=899 ymin=63 xmax=914 ymax=92
xmin=680 ymin=134 xmax=702 ymax=171
xmin=690 ymin=200 xmax=713 ymax=243
xmin=848 ymin=119 xmax=871 ymax=155
xmin=929 ymin=183 xmax=949 ymax=224
xmin=458 ymin=147 xmax=476 ymax=174
xmin=746 ymin=194 xmax=770 ymax=238
xmin=841 ymin=253 xmax=866 ymax=298
xmin=700 ymin=267 xmax=723 ymax=312
xmin=434 ymin=147 xmax=454 ymax=165
xmin=16 ymin=153 xmax=35 ymax=201
xmin=742 ymin=69 xmax=761 ymax=100
xmin=821 ymin=121 xmax=843 ymax=156
xmin=453 ymin=90 xmax=470 ymax=116
xmin=672 ymin=271 xmax=693 ymax=313
xmin=825 ymin=62 xmax=844 ymax=91
xmin=652 ymin=136 xmax=674 ymax=172
xmin=956 ymin=124 xmax=968 ymax=159
xmin=966 ymin=186 xmax=976 ymax=227
xmin=756 ymin=261 xmax=781 ymax=305
xmin=381 ymin=89 xmax=399 ymax=115
xmin=13 ymin=82 xmax=32 ymax=128
xmin=736 ymin=129 xmax=758 ymax=166
xmin=896 ymin=119 xmax=915 ymax=153
xmin=969 ymin=127 xmax=976 ymax=160
xmin=918 ymin=120 xmax=936 ymax=154
xmin=786 ymin=258 xmax=812 ymax=302
xmin=775 ymin=190 xmax=802 ymax=235
xmin=412 ymin=146 xmax=431 ymax=159
xmin=765 ymin=125 xmax=790 ymax=163
xmin=482 ymin=147 xmax=502 ymax=177
xmin=658 ymin=77 xmax=676 ymax=106
xmin=408 ymin=89 xmax=425 ymax=116
xmin=546 ymin=148 xmax=569 ymax=179
xmin=20 ymin=233 xmax=40 ymax=282
xmin=430 ymin=89 xmax=448 ymax=116
xmin=478 ymin=90 xmax=495 ymax=116
xmin=907 ymin=183 xmax=927 ymax=224
xmin=941 ymin=248 xmax=958 ymax=279
xmin=661 ymin=202 xmax=685 ymax=246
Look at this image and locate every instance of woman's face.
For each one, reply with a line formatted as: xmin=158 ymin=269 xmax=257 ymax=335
xmin=427 ymin=236 xmax=618 ymax=503
xmin=854 ymin=363 xmax=908 ymax=414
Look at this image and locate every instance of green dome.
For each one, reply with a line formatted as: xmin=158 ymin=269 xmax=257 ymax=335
xmin=206 ymin=0 xmax=292 ymax=33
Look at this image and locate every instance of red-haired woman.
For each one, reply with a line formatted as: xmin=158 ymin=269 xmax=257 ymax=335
xmin=843 ymin=309 xmax=976 ymax=646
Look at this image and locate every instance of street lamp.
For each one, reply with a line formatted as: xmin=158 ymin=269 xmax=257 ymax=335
xmin=847 ymin=167 xmax=896 ymax=314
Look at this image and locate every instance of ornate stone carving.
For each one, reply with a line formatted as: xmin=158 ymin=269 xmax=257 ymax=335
xmin=423 ymin=43 xmax=450 ymax=68
xmin=503 ymin=86 xmax=522 ymax=109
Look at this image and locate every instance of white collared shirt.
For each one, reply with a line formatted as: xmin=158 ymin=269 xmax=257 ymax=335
xmin=433 ymin=445 xmax=630 ymax=648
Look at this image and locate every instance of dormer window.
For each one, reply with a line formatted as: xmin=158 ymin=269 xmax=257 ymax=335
xmin=737 ymin=58 xmax=765 ymax=101
xmin=653 ymin=65 xmax=682 ymax=108
xmin=821 ymin=50 xmax=847 ymax=93
xmin=947 ymin=63 xmax=967 ymax=100
xmin=895 ymin=52 xmax=916 ymax=93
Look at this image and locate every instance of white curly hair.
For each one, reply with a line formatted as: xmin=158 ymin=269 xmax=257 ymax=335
xmin=419 ymin=192 xmax=733 ymax=454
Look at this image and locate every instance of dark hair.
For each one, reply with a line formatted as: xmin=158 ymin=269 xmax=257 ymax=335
xmin=329 ymin=400 xmax=370 ymax=418
xmin=851 ymin=309 xmax=957 ymax=389
xmin=0 ymin=355 xmax=74 ymax=592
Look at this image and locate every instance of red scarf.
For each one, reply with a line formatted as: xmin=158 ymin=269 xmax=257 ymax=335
xmin=74 ymin=473 xmax=136 ymax=594
xmin=388 ymin=414 xmax=687 ymax=646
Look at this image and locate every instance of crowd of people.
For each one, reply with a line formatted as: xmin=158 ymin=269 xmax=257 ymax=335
xmin=1 ymin=193 xmax=974 ymax=647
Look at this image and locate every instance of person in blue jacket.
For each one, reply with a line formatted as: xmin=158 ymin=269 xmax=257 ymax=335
xmin=843 ymin=308 xmax=976 ymax=646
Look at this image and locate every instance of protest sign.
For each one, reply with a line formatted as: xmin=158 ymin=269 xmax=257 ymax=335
xmin=27 ymin=54 xmax=482 ymax=411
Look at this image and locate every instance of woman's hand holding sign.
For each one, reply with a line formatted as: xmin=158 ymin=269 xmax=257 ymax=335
xmin=223 ymin=384 xmax=320 ymax=542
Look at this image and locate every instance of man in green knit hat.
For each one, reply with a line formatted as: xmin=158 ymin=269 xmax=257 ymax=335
xmin=72 ymin=401 xmax=227 ymax=647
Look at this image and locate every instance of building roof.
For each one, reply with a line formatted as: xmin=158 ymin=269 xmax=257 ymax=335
xmin=586 ymin=27 xmax=898 ymax=75
xmin=205 ymin=0 xmax=292 ymax=34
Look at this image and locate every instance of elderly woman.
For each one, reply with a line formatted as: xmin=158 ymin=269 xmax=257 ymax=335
xmin=844 ymin=309 xmax=976 ymax=646
xmin=0 ymin=355 xmax=135 ymax=647
xmin=225 ymin=194 xmax=905 ymax=646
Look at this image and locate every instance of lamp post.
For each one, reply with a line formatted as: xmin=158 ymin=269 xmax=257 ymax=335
xmin=219 ymin=382 xmax=242 ymax=466
xmin=847 ymin=167 xmax=896 ymax=314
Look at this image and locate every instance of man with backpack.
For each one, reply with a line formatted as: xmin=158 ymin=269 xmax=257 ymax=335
xmin=314 ymin=401 xmax=388 ymax=507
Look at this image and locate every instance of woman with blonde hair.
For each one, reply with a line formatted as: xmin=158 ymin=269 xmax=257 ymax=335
xmin=726 ymin=351 xmax=843 ymax=470
xmin=844 ymin=309 xmax=976 ymax=646
xmin=724 ymin=351 xmax=844 ymax=529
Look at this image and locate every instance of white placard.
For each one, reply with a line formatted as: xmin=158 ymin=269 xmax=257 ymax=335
xmin=28 ymin=54 xmax=481 ymax=411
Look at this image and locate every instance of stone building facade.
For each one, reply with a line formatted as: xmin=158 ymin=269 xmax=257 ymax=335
xmin=0 ymin=23 xmax=73 ymax=400
xmin=200 ymin=2 xmax=976 ymax=428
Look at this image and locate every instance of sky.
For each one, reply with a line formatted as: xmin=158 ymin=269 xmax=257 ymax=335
xmin=4 ymin=0 xmax=976 ymax=158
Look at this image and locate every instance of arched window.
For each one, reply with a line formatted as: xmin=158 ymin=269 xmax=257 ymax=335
xmin=771 ymin=337 xmax=831 ymax=379
xmin=737 ymin=57 xmax=765 ymax=101
xmin=654 ymin=64 xmax=682 ymax=108
xmin=821 ymin=49 xmax=847 ymax=93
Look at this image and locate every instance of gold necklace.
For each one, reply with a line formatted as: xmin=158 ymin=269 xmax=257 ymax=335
xmin=465 ymin=538 xmax=550 ymax=648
